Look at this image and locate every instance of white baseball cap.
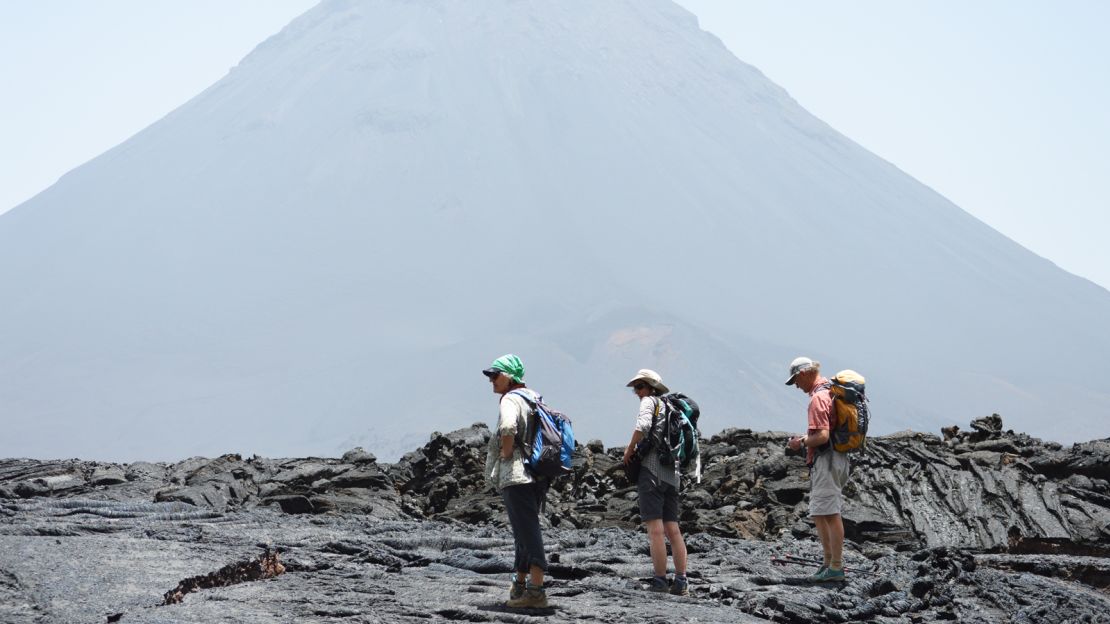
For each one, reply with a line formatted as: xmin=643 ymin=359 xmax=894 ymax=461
xmin=784 ymin=356 xmax=818 ymax=385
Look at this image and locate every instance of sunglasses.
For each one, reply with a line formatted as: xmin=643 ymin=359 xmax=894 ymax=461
xmin=632 ymin=382 xmax=648 ymax=392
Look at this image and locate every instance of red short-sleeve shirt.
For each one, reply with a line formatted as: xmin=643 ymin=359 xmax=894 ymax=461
xmin=806 ymin=376 xmax=832 ymax=465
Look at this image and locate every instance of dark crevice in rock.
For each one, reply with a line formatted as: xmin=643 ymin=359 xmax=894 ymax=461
xmin=475 ymin=603 xmax=558 ymax=619
xmin=1006 ymin=537 xmax=1110 ymax=558
xmin=160 ymin=548 xmax=285 ymax=605
xmin=545 ymin=563 xmax=599 ymax=580
xmin=980 ymin=556 xmax=1110 ymax=592
xmin=435 ymin=608 xmax=492 ymax=621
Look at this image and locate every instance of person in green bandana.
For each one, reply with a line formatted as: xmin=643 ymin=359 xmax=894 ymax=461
xmin=482 ymin=354 xmax=550 ymax=608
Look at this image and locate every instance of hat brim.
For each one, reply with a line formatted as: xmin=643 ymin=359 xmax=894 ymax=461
xmin=785 ymin=365 xmax=815 ymax=385
xmin=627 ymin=376 xmax=669 ymax=394
xmin=482 ymin=368 xmax=501 ymax=379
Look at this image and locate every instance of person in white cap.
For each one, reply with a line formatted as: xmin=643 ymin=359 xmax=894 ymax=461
xmin=621 ymin=369 xmax=689 ymax=595
xmin=785 ymin=356 xmax=849 ymax=582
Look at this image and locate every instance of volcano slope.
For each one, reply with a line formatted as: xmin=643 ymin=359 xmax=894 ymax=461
xmin=2 ymin=415 xmax=1108 ymax=623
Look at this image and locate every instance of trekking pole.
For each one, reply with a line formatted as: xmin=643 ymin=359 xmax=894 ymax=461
xmin=770 ymin=555 xmax=880 ymax=576
xmin=777 ymin=554 xmax=823 ymax=565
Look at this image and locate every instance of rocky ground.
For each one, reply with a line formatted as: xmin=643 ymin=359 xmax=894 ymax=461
xmin=2 ymin=415 xmax=1109 ymax=623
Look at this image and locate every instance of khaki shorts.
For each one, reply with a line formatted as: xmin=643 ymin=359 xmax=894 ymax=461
xmin=809 ymin=450 xmax=849 ymax=517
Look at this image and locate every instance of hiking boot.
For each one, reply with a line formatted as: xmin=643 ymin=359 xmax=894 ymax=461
xmin=506 ymin=585 xmax=548 ymax=609
xmin=669 ymin=575 xmax=689 ymax=596
xmin=811 ymin=567 xmax=846 ymax=582
xmin=649 ymin=576 xmax=670 ymax=592
xmin=509 ymin=578 xmax=526 ymax=600
xmin=806 ymin=565 xmax=827 ymax=582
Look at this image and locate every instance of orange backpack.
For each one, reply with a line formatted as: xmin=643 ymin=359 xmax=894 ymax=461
xmin=826 ymin=370 xmax=869 ymax=453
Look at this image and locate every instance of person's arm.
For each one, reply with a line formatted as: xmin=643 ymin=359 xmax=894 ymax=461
xmin=497 ymin=394 xmax=522 ymax=460
xmin=788 ymin=392 xmax=834 ymax=450
xmin=805 ymin=429 xmax=830 ymax=447
xmin=789 ymin=429 xmax=829 ymax=450
xmin=623 ymin=429 xmax=644 ymax=464
xmin=624 ymin=397 xmax=656 ymax=463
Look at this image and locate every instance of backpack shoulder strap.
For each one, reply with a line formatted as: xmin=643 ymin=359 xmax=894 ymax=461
xmin=656 ymin=396 xmax=672 ymax=444
xmin=503 ymin=390 xmax=538 ymax=452
xmin=640 ymin=397 xmax=662 ymax=451
xmin=811 ymin=381 xmax=835 ymax=452
xmin=506 ymin=389 xmax=539 ymax=406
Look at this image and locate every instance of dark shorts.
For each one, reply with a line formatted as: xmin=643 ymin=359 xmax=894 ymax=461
xmin=637 ymin=470 xmax=680 ymax=523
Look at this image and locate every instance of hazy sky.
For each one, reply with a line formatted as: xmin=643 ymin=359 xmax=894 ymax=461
xmin=1 ymin=0 xmax=1107 ymax=291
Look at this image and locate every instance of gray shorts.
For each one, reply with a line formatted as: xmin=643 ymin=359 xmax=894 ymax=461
xmin=809 ymin=450 xmax=850 ymax=517
xmin=638 ymin=470 xmax=680 ymax=523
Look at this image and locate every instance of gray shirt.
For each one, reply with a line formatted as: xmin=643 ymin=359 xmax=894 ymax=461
xmin=636 ymin=396 xmax=679 ymax=488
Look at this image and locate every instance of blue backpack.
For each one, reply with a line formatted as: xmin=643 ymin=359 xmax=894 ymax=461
xmin=508 ymin=390 xmax=575 ymax=480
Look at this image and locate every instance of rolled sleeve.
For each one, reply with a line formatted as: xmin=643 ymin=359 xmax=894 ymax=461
xmin=807 ymin=392 xmax=833 ymax=432
xmin=805 ymin=386 xmax=834 ymax=465
xmin=499 ymin=394 xmax=525 ymax=436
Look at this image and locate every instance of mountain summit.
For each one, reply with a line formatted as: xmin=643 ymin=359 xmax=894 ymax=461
xmin=2 ymin=0 xmax=1108 ymax=460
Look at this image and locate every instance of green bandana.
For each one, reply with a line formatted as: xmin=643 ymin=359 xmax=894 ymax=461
xmin=490 ymin=354 xmax=525 ymax=383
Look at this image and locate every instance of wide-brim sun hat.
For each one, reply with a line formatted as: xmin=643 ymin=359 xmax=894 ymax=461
xmin=784 ymin=356 xmax=818 ymax=385
xmin=626 ymin=369 xmax=669 ymax=394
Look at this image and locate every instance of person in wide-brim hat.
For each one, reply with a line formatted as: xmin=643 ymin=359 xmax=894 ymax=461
xmin=621 ymin=368 xmax=688 ymax=595
xmin=625 ymin=369 xmax=669 ymax=394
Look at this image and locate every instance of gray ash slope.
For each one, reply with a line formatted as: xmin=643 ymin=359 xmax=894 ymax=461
xmin=3 ymin=0 xmax=1110 ymax=463
xmin=3 ymin=416 xmax=1110 ymax=623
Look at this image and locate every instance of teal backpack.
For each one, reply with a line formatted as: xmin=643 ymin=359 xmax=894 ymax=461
xmin=658 ymin=393 xmax=702 ymax=482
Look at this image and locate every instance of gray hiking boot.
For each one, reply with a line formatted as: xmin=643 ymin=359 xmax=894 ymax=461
xmin=509 ymin=578 xmax=526 ymax=600
xmin=506 ymin=584 xmax=548 ymax=608
xmin=669 ymin=575 xmax=689 ymax=596
xmin=649 ymin=576 xmax=670 ymax=592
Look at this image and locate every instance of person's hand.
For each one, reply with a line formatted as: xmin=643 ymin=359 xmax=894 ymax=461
xmin=787 ymin=436 xmax=803 ymax=451
xmin=623 ymin=446 xmax=634 ymax=465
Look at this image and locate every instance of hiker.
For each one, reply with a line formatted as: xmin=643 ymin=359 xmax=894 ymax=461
xmin=785 ymin=356 xmax=850 ymax=582
xmin=621 ymin=369 xmax=689 ymax=595
xmin=482 ymin=354 xmax=550 ymax=608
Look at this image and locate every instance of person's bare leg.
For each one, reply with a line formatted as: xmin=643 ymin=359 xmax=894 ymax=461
xmin=813 ymin=515 xmax=832 ymax=569
xmin=529 ymin=565 xmax=543 ymax=587
xmin=663 ymin=521 xmax=687 ymax=575
xmin=645 ymin=519 xmax=668 ymax=576
xmin=827 ymin=514 xmax=844 ymax=570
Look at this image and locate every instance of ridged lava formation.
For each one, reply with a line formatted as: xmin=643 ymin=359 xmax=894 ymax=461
xmin=2 ymin=418 xmax=1108 ymax=622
